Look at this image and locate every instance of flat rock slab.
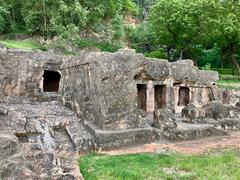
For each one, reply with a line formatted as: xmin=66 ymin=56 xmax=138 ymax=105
xmin=167 ymin=122 xmax=228 ymax=141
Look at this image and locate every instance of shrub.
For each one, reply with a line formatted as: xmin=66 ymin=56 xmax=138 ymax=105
xmin=144 ymin=49 xmax=167 ymax=59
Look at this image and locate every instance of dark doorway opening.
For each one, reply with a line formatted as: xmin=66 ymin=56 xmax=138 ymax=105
xmin=222 ymin=90 xmax=230 ymax=104
xmin=43 ymin=70 xmax=61 ymax=92
xmin=178 ymin=87 xmax=190 ymax=106
xmin=155 ymin=85 xmax=167 ymax=109
xmin=137 ymin=84 xmax=147 ymax=111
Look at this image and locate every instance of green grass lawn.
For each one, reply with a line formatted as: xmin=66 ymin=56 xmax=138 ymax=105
xmin=0 ymin=39 xmax=42 ymax=50
xmin=79 ymin=150 xmax=240 ymax=180
xmin=216 ymin=74 xmax=240 ymax=90
xmin=217 ymin=79 xmax=240 ymax=90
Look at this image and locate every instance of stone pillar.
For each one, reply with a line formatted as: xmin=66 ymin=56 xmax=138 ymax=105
xmin=166 ymin=79 xmax=175 ymax=112
xmin=146 ymin=81 xmax=154 ymax=113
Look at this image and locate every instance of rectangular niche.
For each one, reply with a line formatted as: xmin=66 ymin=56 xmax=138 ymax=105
xmin=154 ymin=85 xmax=167 ymax=109
xmin=178 ymin=87 xmax=190 ymax=106
xmin=137 ymin=84 xmax=147 ymax=111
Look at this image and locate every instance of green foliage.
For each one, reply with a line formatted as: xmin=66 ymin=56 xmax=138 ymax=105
xmin=220 ymin=74 xmax=240 ymax=81
xmin=75 ymin=39 xmax=121 ymax=52
xmin=201 ymin=63 xmax=212 ymax=70
xmin=144 ymin=49 xmax=167 ymax=59
xmin=1 ymin=0 xmax=240 ymax=72
xmin=149 ymin=0 xmax=221 ymax=60
xmin=0 ymin=39 xmax=43 ymax=50
xmin=217 ymin=79 xmax=240 ymax=90
xmin=212 ymin=68 xmax=239 ymax=75
xmin=134 ymin=0 xmax=156 ymax=20
xmin=198 ymin=46 xmax=221 ymax=68
xmin=0 ymin=0 xmax=138 ymax=37
xmin=20 ymin=0 xmax=89 ymax=37
xmin=122 ymin=0 xmax=138 ymax=15
xmin=80 ymin=150 xmax=240 ymax=179
xmin=126 ymin=22 xmax=155 ymax=53
xmin=0 ymin=0 xmax=9 ymax=33
xmin=112 ymin=12 xmax=125 ymax=43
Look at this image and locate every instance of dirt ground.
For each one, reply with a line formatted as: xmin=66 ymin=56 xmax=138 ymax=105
xmin=102 ymin=132 xmax=240 ymax=155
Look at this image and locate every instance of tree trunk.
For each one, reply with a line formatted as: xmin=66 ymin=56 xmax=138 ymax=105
xmin=41 ymin=0 xmax=47 ymax=38
xmin=220 ymin=48 xmax=225 ymax=68
xmin=231 ymin=45 xmax=240 ymax=75
xmin=11 ymin=0 xmax=15 ymax=30
xmin=167 ymin=47 xmax=171 ymax=61
xmin=179 ymin=50 xmax=183 ymax=60
xmin=232 ymin=54 xmax=240 ymax=75
xmin=179 ymin=48 xmax=187 ymax=60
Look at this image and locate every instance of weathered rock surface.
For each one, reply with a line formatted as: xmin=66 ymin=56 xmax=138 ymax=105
xmin=153 ymin=109 xmax=177 ymax=131
xmin=1 ymin=47 xmax=240 ymax=179
xmin=236 ymin=101 xmax=240 ymax=108
xmin=182 ymin=101 xmax=240 ymax=122
xmin=0 ymin=99 xmax=89 ymax=179
xmin=166 ymin=122 xmax=228 ymax=140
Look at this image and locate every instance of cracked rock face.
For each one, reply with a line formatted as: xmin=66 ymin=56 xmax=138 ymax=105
xmin=153 ymin=109 xmax=177 ymax=131
xmin=182 ymin=101 xmax=240 ymax=122
xmin=0 ymin=100 xmax=91 ymax=179
xmin=0 ymin=47 xmax=238 ymax=179
xmin=0 ymin=133 xmax=19 ymax=160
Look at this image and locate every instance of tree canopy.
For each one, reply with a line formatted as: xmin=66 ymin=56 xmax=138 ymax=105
xmin=0 ymin=0 xmax=240 ymax=74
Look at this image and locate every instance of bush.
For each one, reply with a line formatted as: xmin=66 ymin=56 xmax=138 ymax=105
xmin=75 ymin=39 xmax=121 ymax=52
xmin=211 ymin=68 xmax=239 ymax=75
xmin=144 ymin=49 xmax=167 ymax=59
xmin=220 ymin=75 xmax=240 ymax=81
xmin=201 ymin=63 xmax=211 ymax=70
xmin=198 ymin=47 xmax=221 ymax=68
xmin=126 ymin=22 xmax=155 ymax=53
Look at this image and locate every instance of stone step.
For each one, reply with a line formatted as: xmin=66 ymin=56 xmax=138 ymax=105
xmin=210 ymin=119 xmax=240 ymax=131
xmin=35 ymin=92 xmax=61 ymax=102
xmin=66 ymin=119 xmax=95 ymax=152
xmin=166 ymin=122 xmax=228 ymax=141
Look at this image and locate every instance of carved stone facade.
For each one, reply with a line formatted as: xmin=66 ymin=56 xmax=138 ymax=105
xmin=0 ymin=47 xmax=240 ymax=178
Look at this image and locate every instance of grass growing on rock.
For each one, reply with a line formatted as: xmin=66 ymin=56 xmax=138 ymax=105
xmin=79 ymin=150 xmax=240 ymax=180
xmin=0 ymin=39 xmax=43 ymax=50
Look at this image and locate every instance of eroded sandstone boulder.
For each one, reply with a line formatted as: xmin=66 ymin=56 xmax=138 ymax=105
xmin=182 ymin=101 xmax=240 ymax=122
xmin=153 ymin=109 xmax=177 ymax=131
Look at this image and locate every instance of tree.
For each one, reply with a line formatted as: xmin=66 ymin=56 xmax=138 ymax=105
xmin=149 ymin=0 xmax=221 ymax=61
xmin=215 ymin=0 xmax=240 ymax=74
xmin=0 ymin=0 xmax=9 ymax=33
xmin=134 ymin=0 xmax=156 ymax=20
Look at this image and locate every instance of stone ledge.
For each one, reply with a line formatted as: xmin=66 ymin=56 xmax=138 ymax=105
xmin=85 ymin=121 xmax=160 ymax=150
xmin=210 ymin=119 xmax=240 ymax=131
xmin=166 ymin=122 xmax=228 ymax=141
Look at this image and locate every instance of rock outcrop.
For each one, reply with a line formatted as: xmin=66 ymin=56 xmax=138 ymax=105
xmin=1 ymin=47 xmax=239 ymax=179
xmin=182 ymin=101 xmax=240 ymax=122
xmin=0 ymin=99 xmax=89 ymax=179
xmin=153 ymin=109 xmax=177 ymax=131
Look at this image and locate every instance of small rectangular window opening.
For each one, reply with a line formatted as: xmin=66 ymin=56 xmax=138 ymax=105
xmin=154 ymin=85 xmax=167 ymax=109
xmin=137 ymin=84 xmax=147 ymax=111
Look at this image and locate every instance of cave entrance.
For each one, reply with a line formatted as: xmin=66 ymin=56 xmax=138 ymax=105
xmin=43 ymin=70 xmax=61 ymax=92
xmin=154 ymin=85 xmax=167 ymax=109
xmin=137 ymin=84 xmax=147 ymax=111
xmin=178 ymin=87 xmax=190 ymax=106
